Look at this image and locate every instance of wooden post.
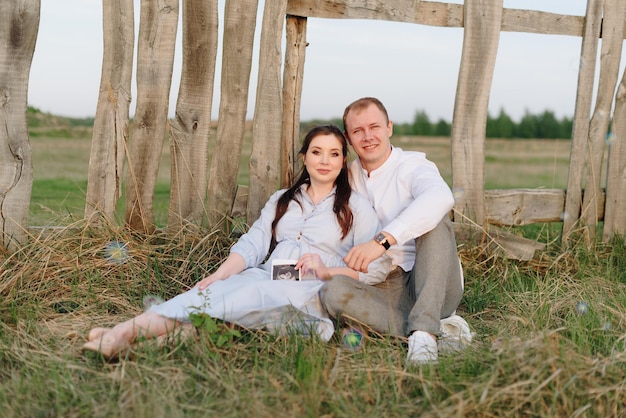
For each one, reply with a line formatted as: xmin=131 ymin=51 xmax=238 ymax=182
xmin=167 ymin=0 xmax=219 ymax=234
xmin=0 ymin=0 xmax=39 ymax=251
xmin=281 ymin=15 xmax=307 ymax=189
xmin=85 ymin=0 xmax=134 ymax=223
xmin=247 ymin=0 xmax=288 ymax=224
xmin=125 ymin=0 xmax=179 ymax=233
xmin=451 ymin=0 xmax=502 ymax=226
xmin=603 ymin=6 xmax=626 ymax=241
xmin=580 ymin=0 xmax=625 ymax=243
xmin=206 ymin=0 xmax=259 ymax=228
xmin=562 ymin=0 xmax=603 ymax=244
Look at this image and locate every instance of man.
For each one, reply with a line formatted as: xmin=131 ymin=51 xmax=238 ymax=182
xmin=320 ymin=97 xmax=470 ymax=364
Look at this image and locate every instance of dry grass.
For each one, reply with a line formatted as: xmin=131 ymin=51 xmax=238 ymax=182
xmin=1 ymin=218 xmax=625 ymax=416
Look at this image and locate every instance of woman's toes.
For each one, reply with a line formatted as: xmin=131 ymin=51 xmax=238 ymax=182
xmin=82 ymin=333 xmax=127 ymax=360
xmin=87 ymin=327 xmax=112 ymax=342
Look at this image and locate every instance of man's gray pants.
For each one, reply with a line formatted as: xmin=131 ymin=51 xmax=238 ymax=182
xmin=320 ymin=216 xmax=463 ymax=337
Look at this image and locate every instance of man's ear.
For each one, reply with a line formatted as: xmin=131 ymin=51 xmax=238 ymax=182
xmin=387 ymin=120 xmax=394 ymax=137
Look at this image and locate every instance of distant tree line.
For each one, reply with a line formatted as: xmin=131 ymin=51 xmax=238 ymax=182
xmin=28 ymin=104 xmax=573 ymax=139
xmin=27 ymin=106 xmax=95 ymax=127
xmin=394 ymin=108 xmax=573 ymax=139
xmin=301 ymin=108 xmax=574 ymax=139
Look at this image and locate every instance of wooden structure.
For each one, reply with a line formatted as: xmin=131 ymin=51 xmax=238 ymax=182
xmin=1 ymin=0 xmax=625 ymax=256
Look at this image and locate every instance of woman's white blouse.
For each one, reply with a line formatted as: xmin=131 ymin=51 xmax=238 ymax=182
xmin=231 ymin=185 xmax=391 ymax=285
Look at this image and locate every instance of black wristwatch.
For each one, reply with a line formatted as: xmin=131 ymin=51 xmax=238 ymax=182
xmin=374 ymin=232 xmax=390 ymax=250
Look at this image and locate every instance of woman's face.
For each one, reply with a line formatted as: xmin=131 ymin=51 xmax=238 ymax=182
xmin=302 ymin=134 xmax=345 ymax=186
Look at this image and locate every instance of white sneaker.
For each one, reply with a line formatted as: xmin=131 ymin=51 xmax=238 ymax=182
xmin=438 ymin=315 xmax=473 ymax=353
xmin=406 ymin=331 xmax=438 ymax=365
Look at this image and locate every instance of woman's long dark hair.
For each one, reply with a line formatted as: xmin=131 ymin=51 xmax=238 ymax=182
xmin=271 ymin=125 xmax=353 ymax=241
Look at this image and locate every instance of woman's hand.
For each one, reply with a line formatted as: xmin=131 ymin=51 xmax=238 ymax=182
xmin=196 ymin=253 xmax=247 ymax=290
xmin=296 ymin=253 xmax=331 ymax=281
xmin=197 ymin=273 xmax=225 ymax=290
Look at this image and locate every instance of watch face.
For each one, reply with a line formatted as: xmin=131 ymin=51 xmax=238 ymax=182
xmin=375 ymin=233 xmax=390 ymax=249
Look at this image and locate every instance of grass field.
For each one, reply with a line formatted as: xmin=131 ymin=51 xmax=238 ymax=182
xmin=29 ymin=127 xmax=572 ymax=226
xmin=1 ymin=124 xmax=623 ymax=416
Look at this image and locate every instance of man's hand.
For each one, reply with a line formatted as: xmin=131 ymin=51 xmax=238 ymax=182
xmin=343 ymin=240 xmax=386 ymax=273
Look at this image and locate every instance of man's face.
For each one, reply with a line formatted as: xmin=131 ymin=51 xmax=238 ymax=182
xmin=344 ymin=104 xmax=393 ymax=172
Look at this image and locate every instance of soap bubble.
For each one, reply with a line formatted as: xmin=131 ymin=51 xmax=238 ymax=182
xmin=605 ymin=132 xmax=616 ymax=145
xmin=104 ymin=241 xmax=129 ymax=265
xmin=452 ymin=187 xmax=465 ymax=201
xmin=342 ymin=328 xmax=363 ymax=350
xmin=143 ymin=294 xmax=164 ymax=310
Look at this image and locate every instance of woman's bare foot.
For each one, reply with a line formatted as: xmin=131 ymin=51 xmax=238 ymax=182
xmin=82 ymin=330 xmax=130 ymax=359
xmin=87 ymin=327 xmax=111 ymax=342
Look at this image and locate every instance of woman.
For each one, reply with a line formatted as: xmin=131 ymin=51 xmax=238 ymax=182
xmin=83 ymin=125 xmax=391 ymax=358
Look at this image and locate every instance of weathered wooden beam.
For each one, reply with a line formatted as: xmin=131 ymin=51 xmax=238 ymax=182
xmin=501 ymin=9 xmax=583 ymax=36
xmin=206 ymin=0 xmax=258 ymax=228
xmin=281 ymin=15 xmax=307 ymax=189
xmin=562 ymin=0 xmax=603 ymax=244
xmin=287 ymin=0 xmax=463 ymax=27
xmin=286 ymin=0 xmax=588 ymax=37
xmin=454 ymin=222 xmax=546 ymax=261
xmin=451 ymin=0 xmax=502 ymax=225
xmin=248 ymin=0 xmax=288 ymax=224
xmin=603 ymin=31 xmax=626 ymax=240
xmin=125 ymin=0 xmax=179 ymax=233
xmin=86 ymin=0 xmax=134 ymax=224
xmin=0 ymin=0 xmax=40 ymax=251
xmin=580 ymin=0 xmax=626 ymax=243
xmin=167 ymin=0 xmax=219 ymax=233
xmin=485 ymin=188 xmax=605 ymax=227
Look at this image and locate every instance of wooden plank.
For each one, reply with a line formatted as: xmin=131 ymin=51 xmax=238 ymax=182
xmin=167 ymin=0 xmax=219 ymax=233
xmin=603 ymin=7 xmax=626 ymax=240
xmin=125 ymin=0 xmax=179 ymax=233
xmin=206 ymin=0 xmax=259 ymax=228
xmin=287 ymin=0 xmax=463 ymax=27
xmin=562 ymin=0 xmax=603 ymax=244
xmin=485 ymin=189 xmax=566 ymax=226
xmin=287 ymin=0 xmax=587 ymax=37
xmin=281 ymin=15 xmax=307 ymax=188
xmin=454 ymin=223 xmax=545 ymax=261
xmin=451 ymin=0 xmax=502 ymax=226
xmin=247 ymin=0 xmax=288 ymax=224
xmin=0 ymin=0 xmax=39 ymax=251
xmin=85 ymin=0 xmax=134 ymax=224
xmin=501 ymin=9 xmax=583 ymax=36
xmin=580 ymin=0 xmax=625 ymax=243
xmin=484 ymin=189 xmax=605 ymax=227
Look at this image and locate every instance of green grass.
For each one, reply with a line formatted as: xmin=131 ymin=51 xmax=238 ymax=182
xmin=0 ymin=222 xmax=624 ymax=416
xmin=5 ymin=124 xmax=623 ymax=415
xmin=29 ymin=133 xmax=572 ymax=227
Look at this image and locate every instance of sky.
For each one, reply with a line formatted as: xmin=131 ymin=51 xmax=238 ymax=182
xmin=29 ymin=0 xmax=622 ymax=124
